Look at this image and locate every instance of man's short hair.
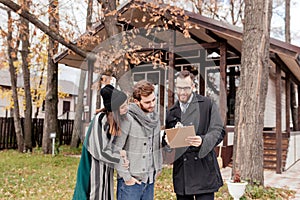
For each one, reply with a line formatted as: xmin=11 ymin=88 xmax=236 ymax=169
xmin=132 ymin=80 xmax=154 ymax=101
xmin=177 ymin=70 xmax=195 ymax=81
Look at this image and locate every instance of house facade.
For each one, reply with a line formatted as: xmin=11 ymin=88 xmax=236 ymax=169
xmin=54 ymin=0 xmax=300 ymax=172
xmin=0 ymin=69 xmax=79 ymax=120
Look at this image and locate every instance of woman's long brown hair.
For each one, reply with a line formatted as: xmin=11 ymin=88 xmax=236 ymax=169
xmin=97 ymin=108 xmax=122 ymax=136
xmin=107 ymin=110 xmax=122 ymax=136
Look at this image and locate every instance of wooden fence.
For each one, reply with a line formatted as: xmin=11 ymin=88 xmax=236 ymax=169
xmin=0 ymin=117 xmax=74 ymax=150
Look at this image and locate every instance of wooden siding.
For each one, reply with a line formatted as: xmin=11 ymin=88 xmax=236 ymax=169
xmin=264 ymin=74 xmax=287 ymax=130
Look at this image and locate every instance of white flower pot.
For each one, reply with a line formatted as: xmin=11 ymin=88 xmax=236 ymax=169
xmin=226 ymin=180 xmax=248 ymax=200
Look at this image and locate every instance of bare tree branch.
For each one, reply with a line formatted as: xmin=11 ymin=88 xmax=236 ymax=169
xmin=0 ymin=0 xmax=87 ymax=58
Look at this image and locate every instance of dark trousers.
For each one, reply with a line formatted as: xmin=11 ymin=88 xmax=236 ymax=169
xmin=176 ymin=193 xmax=214 ymax=200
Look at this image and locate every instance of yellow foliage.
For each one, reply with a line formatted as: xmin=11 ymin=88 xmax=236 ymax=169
xmin=31 ymin=87 xmax=45 ymax=108
xmin=0 ymin=88 xmax=11 ymax=100
xmin=12 ymin=60 xmax=22 ymax=73
xmin=58 ymin=91 xmax=69 ymax=99
xmin=0 ymin=60 xmax=9 ymax=69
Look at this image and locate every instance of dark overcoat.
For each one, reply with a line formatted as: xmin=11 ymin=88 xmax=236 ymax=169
xmin=164 ymin=93 xmax=225 ymax=195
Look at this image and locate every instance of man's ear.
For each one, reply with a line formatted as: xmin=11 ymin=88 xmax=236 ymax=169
xmin=191 ymin=83 xmax=195 ymax=90
xmin=133 ymin=99 xmax=141 ymax=108
xmin=133 ymin=99 xmax=139 ymax=104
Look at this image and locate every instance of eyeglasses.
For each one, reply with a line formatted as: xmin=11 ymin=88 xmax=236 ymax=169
xmin=176 ymin=86 xmax=192 ymax=92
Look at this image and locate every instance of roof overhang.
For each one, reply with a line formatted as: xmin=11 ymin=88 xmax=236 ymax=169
xmin=53 ymin=0 xmax=300 ymax=83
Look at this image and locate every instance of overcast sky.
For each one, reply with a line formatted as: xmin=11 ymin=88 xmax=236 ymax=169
xmin=271 ymin=0 xmax=300 ymax=46
xmin=287 ymin=1 xmax=300 ymax=45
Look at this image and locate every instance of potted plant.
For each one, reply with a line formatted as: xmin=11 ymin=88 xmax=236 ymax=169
xmin=226 ymin=169 xmax=248 ymax=200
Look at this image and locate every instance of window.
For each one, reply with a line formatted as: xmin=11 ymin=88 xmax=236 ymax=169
xmin=63 ymin=101 xmax=71 ymax=114
xmin=205 ymin=65 xmax=240 ymax=125
xmin=205 ymin=66 xmax=220 ymax=105
xmin=226 ymin=66 xmax=240 ymax=125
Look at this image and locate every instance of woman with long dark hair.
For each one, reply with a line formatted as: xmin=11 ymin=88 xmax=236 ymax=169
xmin=73 ymin=85 xmax=128 ymax=200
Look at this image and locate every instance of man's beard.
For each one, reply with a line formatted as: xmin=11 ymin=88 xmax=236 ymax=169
xmin=140 ymin=102 xmax=154 ymax=113
xmin=178 ymin=93 xmax=191 ymax=103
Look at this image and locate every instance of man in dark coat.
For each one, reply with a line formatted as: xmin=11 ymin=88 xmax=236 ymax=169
xmin=163 ymin=70 xmax=225 ymax=200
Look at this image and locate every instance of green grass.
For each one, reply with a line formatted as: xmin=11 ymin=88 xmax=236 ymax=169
xmin=0 ymin=146 xmax=296 ymax=200
xmin=0 ymin=148 xmax=78 ymax=200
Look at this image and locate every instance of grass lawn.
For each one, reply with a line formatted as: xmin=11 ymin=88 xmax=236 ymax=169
xmin=0 ymin=146 xmax=295 ymax=200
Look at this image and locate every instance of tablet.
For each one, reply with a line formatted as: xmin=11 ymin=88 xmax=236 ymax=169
xmin=165 ymin=125 xmax=196 ymax=148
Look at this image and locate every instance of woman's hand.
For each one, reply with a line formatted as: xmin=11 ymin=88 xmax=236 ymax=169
xmin=120 ymin=150 xmax=129 ymax=169
xmin=122 ymin=159 xmax=129 ymax=169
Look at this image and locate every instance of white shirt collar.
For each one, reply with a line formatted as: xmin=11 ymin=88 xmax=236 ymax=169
xmin=179 ymin=93 xmax=194 ymax=112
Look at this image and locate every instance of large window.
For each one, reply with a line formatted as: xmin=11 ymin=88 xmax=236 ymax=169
xmin=226 ymin=66 xmax=240 ymax=125
xmin=205 ymin=65 xmax=240 ymax=125
xmin=205 ymin=66 xmax=220 ymax=105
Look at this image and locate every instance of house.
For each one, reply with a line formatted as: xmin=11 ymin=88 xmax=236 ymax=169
xmin=53 ymin=0 xmax=300 ymax=172
xmin=0 ymin=69 xmax=23 ymax=117
xmin=0 ymin=69 xmax=79 ymax=120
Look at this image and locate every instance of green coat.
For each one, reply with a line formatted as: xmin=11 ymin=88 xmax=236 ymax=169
xmin=72 ymin=144 xmax=92 ymax=200
xmin=72 ymin=113 xmax=120 ymax=200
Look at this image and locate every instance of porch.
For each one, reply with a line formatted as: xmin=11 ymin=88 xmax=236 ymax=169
xmin=218 ymin=129 xmax=300 ymax=171
xmin=53 ymin=0 xmax=300 ymax=174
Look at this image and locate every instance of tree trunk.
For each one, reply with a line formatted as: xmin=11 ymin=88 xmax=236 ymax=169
xmin=20 ymin=0 xmax=32 ymax=152
xmin=233 ymin=0 xmax=272 ymax=185
xmin=285 ymin=0 xmax=290 ymax=43
xmin=7 ymin=10 xmax=24 ymax=152
xmin=70 ymin=0 xmax=93 ymax=148
xmin=42 ymin=0 xmax=59 ymax=154
xmin=70 ymin=70 xmax=86 ymax=147
xmin=98 ymin=0 xmax=132 ymax=92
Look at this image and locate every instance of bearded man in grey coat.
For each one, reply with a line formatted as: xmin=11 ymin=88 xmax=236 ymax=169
xmin=114 ymin=80 xmax=163 ymax=200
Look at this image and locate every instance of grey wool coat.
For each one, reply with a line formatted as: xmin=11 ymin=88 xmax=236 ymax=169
xmin=163 ymin=93 xmax=225 ymax=195
xmin=114 ymin=103 xmax=163 ymax=182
